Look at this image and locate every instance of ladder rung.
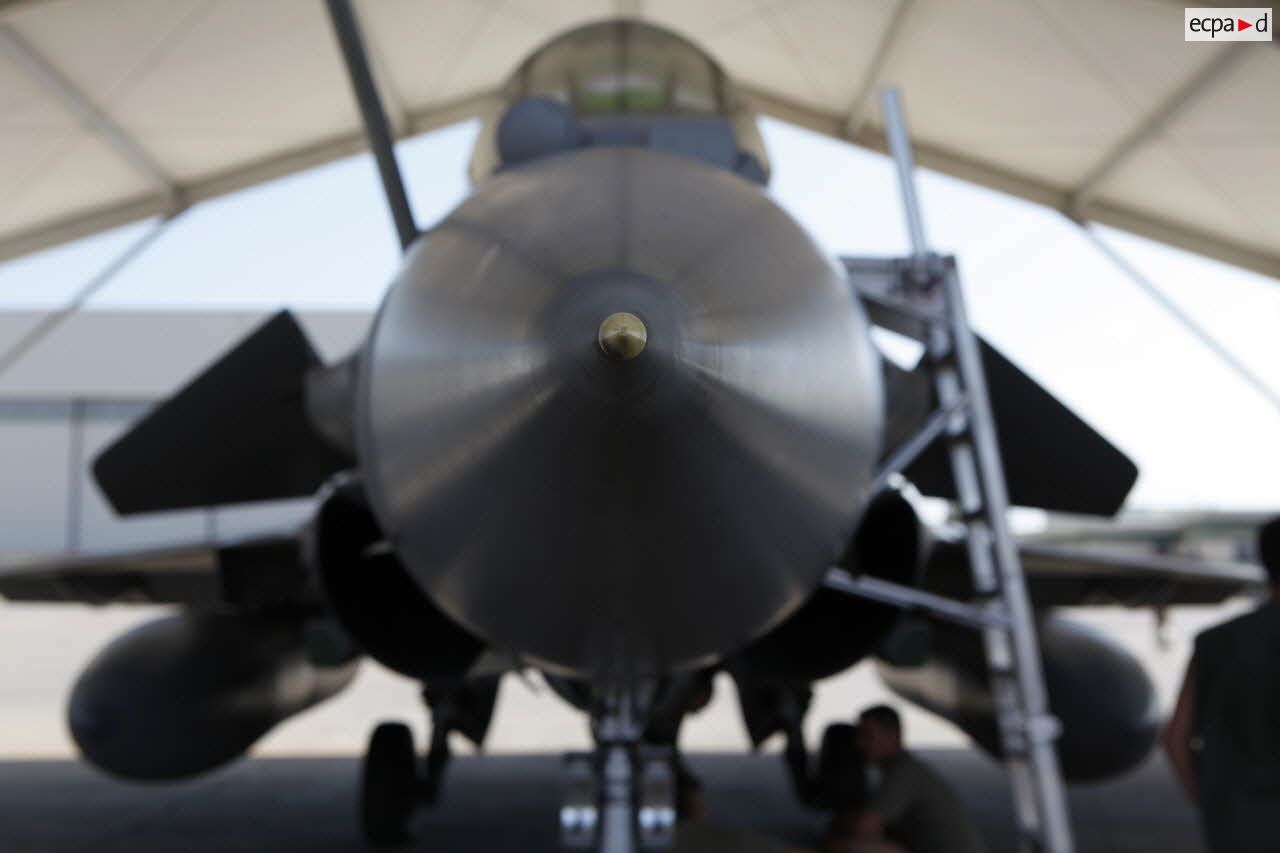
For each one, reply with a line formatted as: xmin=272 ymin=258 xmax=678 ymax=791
xmin=822 ymin=570 xmax=1012 ymax=630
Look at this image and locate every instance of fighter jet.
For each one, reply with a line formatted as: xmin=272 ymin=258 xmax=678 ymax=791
xmin=0 ymin=11 xmax=1265 ymax=852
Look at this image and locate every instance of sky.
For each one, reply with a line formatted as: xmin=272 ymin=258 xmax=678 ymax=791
xmin=0 ymin=115 xmax=1277 ymax=511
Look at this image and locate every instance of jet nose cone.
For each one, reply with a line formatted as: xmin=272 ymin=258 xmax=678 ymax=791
xmin=359 ymin=147 xmax=883 ymax=679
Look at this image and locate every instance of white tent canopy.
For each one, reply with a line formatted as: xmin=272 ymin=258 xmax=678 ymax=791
xmin=0 ymin=0 xmax=1276 ymax=277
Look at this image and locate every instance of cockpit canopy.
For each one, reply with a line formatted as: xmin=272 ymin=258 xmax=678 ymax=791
xmin=469 ymin=20 xmax=770 ymax=184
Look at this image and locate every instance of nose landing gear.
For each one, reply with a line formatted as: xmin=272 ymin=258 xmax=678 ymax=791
xmin=361 ymin=721 xmax=419 ymax=847
xmin=358 ymin=677 xmax=500 ymax=847
xmin=561 ymin=691 xmax=677 ymax=853
xmin=360 ymin=716 xmax=456 ymax=848
xmin=561 ymin=747 xmax=677 ymax=852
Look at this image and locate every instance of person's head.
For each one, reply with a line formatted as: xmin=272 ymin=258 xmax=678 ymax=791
xmin=1260 ymin=517 xmax=1280 ymax=586
xmin=855 ymin=704 xmax=903 ymax=762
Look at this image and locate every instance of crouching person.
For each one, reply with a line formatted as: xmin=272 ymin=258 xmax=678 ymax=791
xmin=824 ymin=706 xmax=987 ymax=853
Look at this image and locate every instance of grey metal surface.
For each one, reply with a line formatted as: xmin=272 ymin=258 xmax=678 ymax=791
xmin=357 ymin=146 xmax=883 ymax=679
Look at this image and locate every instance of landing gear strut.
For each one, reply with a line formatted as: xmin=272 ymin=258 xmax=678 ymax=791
xmin=561 ymin=690 xmax=677 ymax=852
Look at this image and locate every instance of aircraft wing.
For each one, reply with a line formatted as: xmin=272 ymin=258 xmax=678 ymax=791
xmin=1025 ymin=509 xmax=1275 ymax=548
xmin=1018 ymin=542 xmax=1265 ymax=608
xmin=917 ymin=533 xmax=1264 ymax=610
xmin=6 ymin=533 xmax=1261 ymax=612
xmin=0 ymin=534 xmax=310 ymax=609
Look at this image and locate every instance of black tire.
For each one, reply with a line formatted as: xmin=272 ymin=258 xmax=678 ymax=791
xmin=361 ymin=721 xmax=418 ymax=847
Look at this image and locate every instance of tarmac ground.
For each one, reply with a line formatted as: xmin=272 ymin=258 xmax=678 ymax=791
xmin=0 ymin=748 xmax=1204 ymax=852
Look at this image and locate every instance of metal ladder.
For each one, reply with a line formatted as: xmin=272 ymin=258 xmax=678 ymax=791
xmin=826 ymin=89 xmax=1075 ymax=853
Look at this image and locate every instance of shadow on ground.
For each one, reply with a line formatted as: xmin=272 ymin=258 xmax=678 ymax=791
xmin=0 ymin=749 xmax=1203 ymax=852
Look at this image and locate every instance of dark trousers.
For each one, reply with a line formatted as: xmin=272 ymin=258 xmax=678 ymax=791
xmin=1202 ymin=793 xmax=1280 ymax=853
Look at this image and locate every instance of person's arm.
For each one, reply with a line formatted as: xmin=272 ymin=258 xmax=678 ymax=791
xmin=851 ymin=759 xmax=911 ymax=841
xmin=1163 ymin=658 xmax=1198 ymax=802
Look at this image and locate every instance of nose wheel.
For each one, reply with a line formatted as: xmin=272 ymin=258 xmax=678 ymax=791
xmin=361 ymin=722 xmax=419 ymax=847
xmin=358 ymin=677 xmax=499 ymax=848
xmin=359 ymin=718 xmax=456 ymax=847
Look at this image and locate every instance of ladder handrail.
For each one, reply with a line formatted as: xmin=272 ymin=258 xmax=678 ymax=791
xmin=841 ymin=87 xmax=1077 ymax=853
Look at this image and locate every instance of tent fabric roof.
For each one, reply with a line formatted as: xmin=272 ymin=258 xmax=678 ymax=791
xmin=0 ymin=0 xmax=1276 ymax=277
